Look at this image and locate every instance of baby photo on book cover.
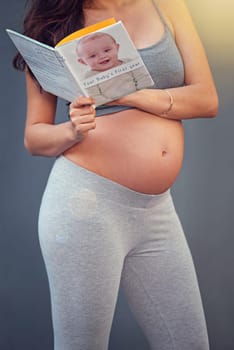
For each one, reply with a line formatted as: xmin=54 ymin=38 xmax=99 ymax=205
xmin=59 ymin=24 xmax=154 ymax=105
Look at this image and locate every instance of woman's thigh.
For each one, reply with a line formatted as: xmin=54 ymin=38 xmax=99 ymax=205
xmin=120 ymin=206 xmax=210 ymax=350
xmin=38 ymin=159 xmax=126 ymax=350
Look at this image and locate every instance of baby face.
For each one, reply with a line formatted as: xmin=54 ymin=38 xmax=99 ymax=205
xmin=77 ymin=35 xmax=120 ymax=71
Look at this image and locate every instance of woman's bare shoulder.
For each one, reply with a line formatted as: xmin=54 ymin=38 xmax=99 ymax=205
xmin=155 ymin=0 xmax=194 ymax=34
xmin=156 ymin=0 xmax=195 ymax=31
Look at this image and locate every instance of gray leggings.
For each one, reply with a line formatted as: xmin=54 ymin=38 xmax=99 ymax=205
xmin=38 ymin=155 xmax=209 ymax=350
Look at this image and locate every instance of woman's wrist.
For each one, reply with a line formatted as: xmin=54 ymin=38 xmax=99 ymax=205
xmin=158 ymin=90 xmax=174 ymax=116
xmin=63 ymin=120 xmax=85 ymax=144
xmin=107 ymin=88 xmax=175 ymax=118
xmin=117 ymin=88 xmax=175 ymax=116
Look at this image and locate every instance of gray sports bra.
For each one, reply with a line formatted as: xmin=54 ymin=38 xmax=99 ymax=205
xmin=95 ymin=4 xmax=185 ymax=117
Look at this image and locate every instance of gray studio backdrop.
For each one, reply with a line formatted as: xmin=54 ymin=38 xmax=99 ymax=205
xmin=1 ymin=1 xmax=233 ymax=350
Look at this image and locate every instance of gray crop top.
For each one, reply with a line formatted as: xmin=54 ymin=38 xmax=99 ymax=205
xmin=95 ymin=4 xmax=185 ymax=117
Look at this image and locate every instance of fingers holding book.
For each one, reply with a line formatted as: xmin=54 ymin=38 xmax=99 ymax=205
xmin=69 ymin=96 xmax=96 ymax=139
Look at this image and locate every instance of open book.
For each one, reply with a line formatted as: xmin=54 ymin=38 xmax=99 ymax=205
xmin=7 ymin=18 xmax=154 ymax=106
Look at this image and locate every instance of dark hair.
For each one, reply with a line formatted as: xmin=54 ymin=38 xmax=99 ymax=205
xmin=13 ymin=0 xmax=87 ymax=74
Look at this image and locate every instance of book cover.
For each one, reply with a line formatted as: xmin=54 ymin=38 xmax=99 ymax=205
xmin=6 ymin=19 xmax=154 ymax=106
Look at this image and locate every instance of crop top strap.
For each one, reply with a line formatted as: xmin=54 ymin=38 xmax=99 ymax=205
xmin=152 ymin=0 xmax=172 ymax=34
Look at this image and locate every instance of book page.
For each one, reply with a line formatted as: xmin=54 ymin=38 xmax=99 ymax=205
xmin=6 ymin=30 xmax=85 ymax=102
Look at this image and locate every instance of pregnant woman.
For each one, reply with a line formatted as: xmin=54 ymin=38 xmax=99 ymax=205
xmin=14 ymin=0 xmax=218 ymax=349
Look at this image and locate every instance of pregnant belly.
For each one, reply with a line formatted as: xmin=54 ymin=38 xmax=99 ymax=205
xmin=63 ymin=109 xmax=184 ymax=194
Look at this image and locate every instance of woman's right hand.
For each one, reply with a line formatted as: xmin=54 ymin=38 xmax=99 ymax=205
xmin=69 ymin=96 xmax=96 ymax=141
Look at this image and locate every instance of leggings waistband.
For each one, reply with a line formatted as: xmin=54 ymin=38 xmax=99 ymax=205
xmin=51 ymin=156 xmax=171 ymax=209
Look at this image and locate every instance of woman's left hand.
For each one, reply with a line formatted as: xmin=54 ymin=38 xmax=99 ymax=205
xmin=105 ymin=90 xmax=142 ymax=107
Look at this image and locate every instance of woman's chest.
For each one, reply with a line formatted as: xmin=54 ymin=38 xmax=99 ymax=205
xmin=83 ymin=2 xmax=165 ymax=49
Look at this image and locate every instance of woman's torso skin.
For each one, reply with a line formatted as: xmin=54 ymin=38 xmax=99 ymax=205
xmin=63 ymin=0 xmax=184 ymax=194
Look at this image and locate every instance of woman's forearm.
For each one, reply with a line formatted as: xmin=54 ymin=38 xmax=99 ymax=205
xmin=118 ymin=84 xmax=219 ymax=120
xmin=24 ymin=120 xmax=81 ymax=157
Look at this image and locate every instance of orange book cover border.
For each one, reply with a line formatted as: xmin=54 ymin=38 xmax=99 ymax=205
xmin=55 ymin=18 xmax=116 ymax=47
